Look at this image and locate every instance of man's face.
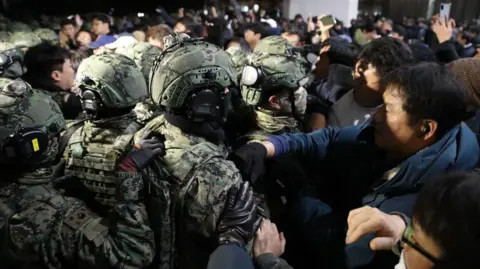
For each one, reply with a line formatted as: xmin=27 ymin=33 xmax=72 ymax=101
xmin=76 ymin=31 xmax=92 ymax=46
xmin=403 ymin=221 xmax=442 ymax=269
xmin=92 ymin=19 xmax=109 ymax=35
xmin=244 ymin=29 xmax=259 ymax=44
xmin=62 ymin=24 xmax=76 ymax=39
xmin=354 ymin=61 xmax=381 ymax=92
xmin=53 ymin=59 xmax=75 ymax=90
xmin=373 ymin=89 xmax=419 ymax=154
xmin=281 ymin=32 xmax=302 ymax=47
xmin=174 ymin=22 xmax=187 ymax=33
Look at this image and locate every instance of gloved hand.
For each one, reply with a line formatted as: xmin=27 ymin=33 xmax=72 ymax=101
xmin=218 ymin=181 xmax=261 ymax=247
xmin=228 ymin=142 xmax=267 ymax=185
xmin=119 ymin=131 xmax=166 ymax=172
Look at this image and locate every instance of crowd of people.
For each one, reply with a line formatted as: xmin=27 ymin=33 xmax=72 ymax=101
xmin=0 ymin=4 xmax=479 ymax=269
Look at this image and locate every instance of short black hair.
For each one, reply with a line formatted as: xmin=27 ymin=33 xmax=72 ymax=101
xmin=246 ymin=23 xmax=269 ymax=38
xmin=357 ymin=37 xmax=414 ymax=77
xmin=413 ymin=172 xmax=480 ymax=268
xmin=92 ymin=13 xmax=110 ymax=25
xmin=282 ymin=23 xmax=305 ymax=42
xmin=392 ymin=25 xmax=406 ymax=37
xmin=60 ymin=18 xmax=76 ymax=28
xmin=382 ymin=62 xmax=469 ymax=137
xmin=23 ymin=43 xmax=71 ymax=80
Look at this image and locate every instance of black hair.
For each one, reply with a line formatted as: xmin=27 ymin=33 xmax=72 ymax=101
xmin=23 ymin=43 xmax=71 ymax=80
xmin=246 ymin=23 xmax=269 ymax=38
xmin=413 ymin=172 xmax=480 ymax=269
xmin=175 ymin=16 xmax=196 ymax=32
xmin=357 ymin=37 xmax=414 ymax=77
xmin=361 ymin=20 xmax=376 ymax=33
xmin=60 ymin=18 xmax=76 ymax=28
xmin=392 ymin=24 xmax=406 ymax=37
xmin=92 ymin=13 xmax=110 ymax=25
xmin=282 ymin=23 xmax=305 ymax=42
xmin=382 ymin=62 xmax=469 ymax=137
xmin=458 ymin=32 xmax=472 ymax=43
xmin=469 ymin=26 xmax=480 ymax=35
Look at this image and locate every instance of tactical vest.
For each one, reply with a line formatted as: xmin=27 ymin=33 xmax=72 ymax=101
xmin=0 ymin=184 xmax=64 ymax=268
xmin=63 ymin=116 xmax=137 ymax=207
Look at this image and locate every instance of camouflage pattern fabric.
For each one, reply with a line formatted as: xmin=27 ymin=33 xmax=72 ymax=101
xmin=63 ymin=112 xmax=138 ymax=207
xmin=8 ymin=22 xmax=32 ymax=32
xmin=34 ymin=28 xmax=58 ymax=44
xmin=0 ymin=42 xmax=16 ymax=53
xmin=0 ymin=83 xmax=155 ymax=269
xmin=41 ymin=90 xmax=69 ymax=112
xmin=75 ymin=53 xmax=147 ymax=109
xmin=241 ymin=36 xmax=309 ymax=106
xmin=0 ymin=172 xmax=155 ymax=269
xmin=0 ymin=31 xmax=11 ymax=42
xmin=226 ymin=46 xmax=249 ymax=80
xmin=115 ymin=42 xmax=161 ymax=86
xmin=134 ymin=114 xmax=243 ymax=269
xmin=8 ymin=31 xmax=42 ymax=50
xmin=149 ymin=35 xmax=237 ymax=109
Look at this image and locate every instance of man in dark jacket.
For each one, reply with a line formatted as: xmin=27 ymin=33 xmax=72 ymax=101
xmin=231 ymin=62 xmax=479 ymax=269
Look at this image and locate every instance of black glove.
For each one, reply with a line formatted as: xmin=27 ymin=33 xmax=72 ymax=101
xmin=119 ymin=131 xmax=166 ymax=172
xmin=218 ymin=181 xmax=261 ymax=247
xmin=228 ymin=142 xmax=267 ymax=185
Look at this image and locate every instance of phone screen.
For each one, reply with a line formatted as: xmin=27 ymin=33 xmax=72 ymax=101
xmin=320 ymin=15 xmax=336 ymax=27
xmin=440 ymin=3 xmax=452 ymax=21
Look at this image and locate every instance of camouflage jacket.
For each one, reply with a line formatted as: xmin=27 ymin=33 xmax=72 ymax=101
xmin=0 ymin=168 xmax=155 ymax=269
xmin=134 ymin=115 xmax=243 ymax=269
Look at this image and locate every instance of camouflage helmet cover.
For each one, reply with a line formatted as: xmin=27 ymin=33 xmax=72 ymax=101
xmin=226 ymin=46 xmax=249 ymax=80
xmin=8 ymin=31 xmax=42 ymax=49
xmin=34 ymin=28 xmax=58 ymax=44
xmin=115 ymin=42 xmax=161 ymax=85
xmin=150 ymin=33 xmax=237 ymax=109
xmin=75 ymin=53 xmax=147 ymax=109
xmin=241 ymin=36 xmax=309 ymax=105
xmin=0 ymin=79 xmax=66 ymax=163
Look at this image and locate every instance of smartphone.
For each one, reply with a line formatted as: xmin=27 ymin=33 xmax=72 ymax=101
xmin=320 ymin=15 xmax=336 ymax=27
xmin=440 ymin=3 xmax=452 ymax=21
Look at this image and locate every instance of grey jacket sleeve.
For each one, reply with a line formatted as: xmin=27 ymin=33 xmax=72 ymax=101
xmin=254 ymin=253 xmax=294 ymax=269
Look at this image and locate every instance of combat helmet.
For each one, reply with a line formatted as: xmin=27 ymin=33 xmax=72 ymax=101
xmin=226 ymin=46 xmax=249 ymax=82
xmin=34 ymin=28 xmax=58 ymax=44
xmin=149 ymin=33 xmax=237 ymax=123
xmin=115 ymin=42 xmax=161 ymax=86
xmin=0 ymin=79 xmax=66 ymax=165
xmin=240 ymin=36 xmax=309 ymax=106
xmin=75 ymin=53 xmax=147 ymax=116
xmin=8 ymin=32 xmax=42 ymax=51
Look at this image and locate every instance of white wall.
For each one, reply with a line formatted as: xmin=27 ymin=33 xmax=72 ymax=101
xmin=287 ymin=0 xmax=359 ymax=27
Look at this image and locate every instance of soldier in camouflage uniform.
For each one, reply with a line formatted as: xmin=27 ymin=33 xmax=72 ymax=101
xmin=8 ymin=31 xmax=42 ymax=52
xmin=63 ymin=52 xmax=148 ymax=208
xmin=238 ymin=36 xmax=310 ymax=145
xmin=0 ymin=79 xmax=155 ymax=268
xmin=34 ymin=28 xmax=59 ymax=44
xmin=232 ymin=36 xmax=310 ymax=225
xmin=135 ymin=33 xmax=257 ymax=269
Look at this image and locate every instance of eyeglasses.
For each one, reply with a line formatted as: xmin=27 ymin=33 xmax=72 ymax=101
xmin=401 ymin=223 xmax=440 ymax=264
